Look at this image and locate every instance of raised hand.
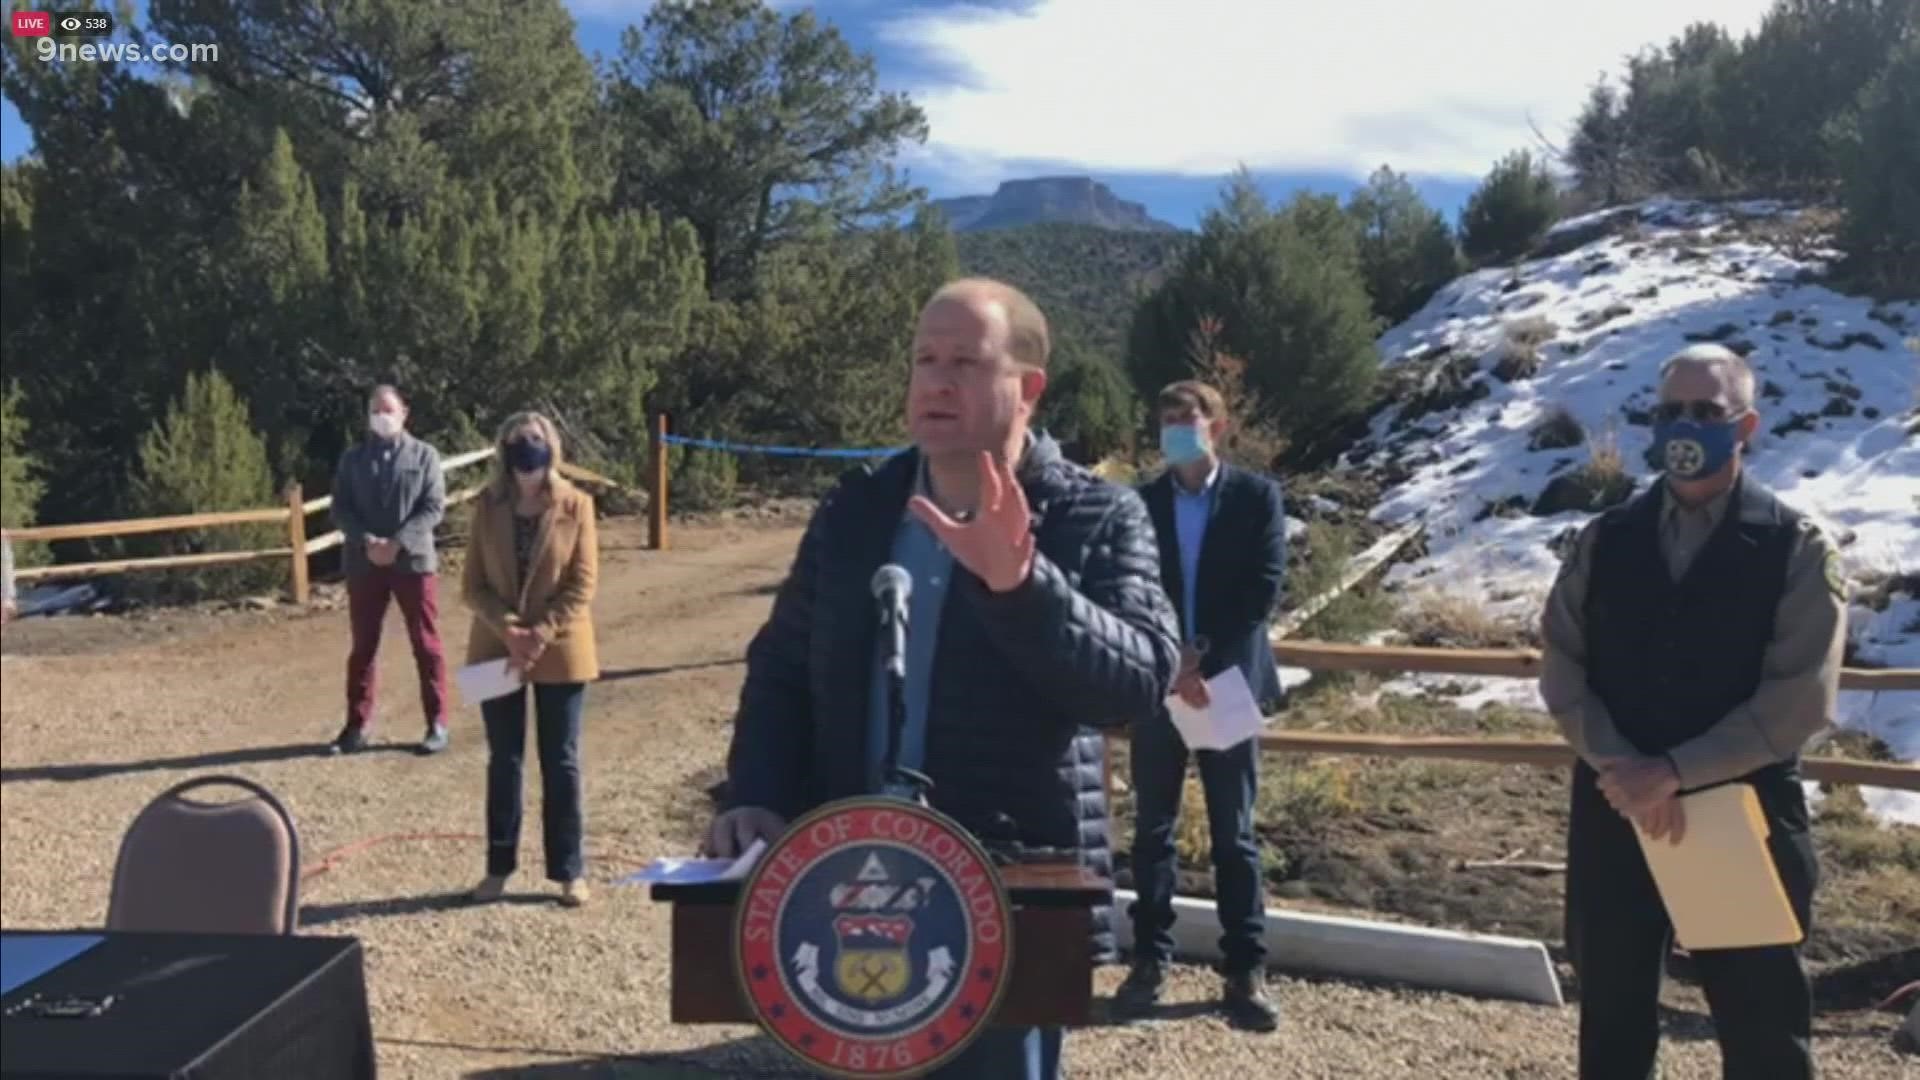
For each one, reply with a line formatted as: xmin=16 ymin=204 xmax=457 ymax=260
xmin=908 ymin=451 xmax=1036 ymax=593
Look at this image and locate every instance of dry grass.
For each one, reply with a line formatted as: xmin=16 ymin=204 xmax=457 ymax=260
xmin=1493 ymin=340 xmax=1543 ymax=382
xmin=1503 ymin=315 xmax=1558 ymax=349
xmin=1394 ymin=588 xmax=1540 ymax=649
xmin=1532 ymin=425 xmax=1634 ymax=515
xmin=1739 ymin=206 xmax=1845 ymax=263
xmin=1528 ymin=405 xmax=1586 ymax=451
xmin=1493 ymin=317 xmax=1556 ymax=384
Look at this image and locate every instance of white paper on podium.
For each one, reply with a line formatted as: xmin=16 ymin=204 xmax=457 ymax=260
xmin=1166 ymin=667 xmax=1263 ymax=751
xmin=619 ymin=838 xmax=767 ymax=886
xmin=454 ymin=658 xmax=524 ymax=705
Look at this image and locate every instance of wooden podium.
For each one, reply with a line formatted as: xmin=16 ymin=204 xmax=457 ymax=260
xmin=651 ymin=862 xmax=1109 ymax=1027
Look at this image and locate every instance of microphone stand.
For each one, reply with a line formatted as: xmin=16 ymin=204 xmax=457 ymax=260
xmin=877 ymin=602 xmax=932 ymax=806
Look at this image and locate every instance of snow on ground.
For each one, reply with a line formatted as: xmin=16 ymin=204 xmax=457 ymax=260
xmin=1324 ymin=198 xmax=1920 ymax=825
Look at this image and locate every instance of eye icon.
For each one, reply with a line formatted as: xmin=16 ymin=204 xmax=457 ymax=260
xmin=59 ymin=16 xmax=80 ymax=30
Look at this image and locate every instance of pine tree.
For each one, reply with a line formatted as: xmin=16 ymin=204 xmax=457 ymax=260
xmin=1038 ymin=345 xmax=1140 ymax=465
xmin=128 ymin=369 xmax=282 ymax=599
xmin=1345 ymin=165 xmax=1464 ymax=323
xmin=607 ymin=0 xmax=929 ymax=299
xmin=1459 ymin=150 xmax=1562 ymax=265
xmin=1831 ymin=38 xmax=1920 ymax=294
xmin=1567 ymin=80 xmax=1641 ymax=205
xmin=1127 ymin=172 xmax=1381 ymax=457
xmin=0 ymin=382 xmax=42 ymax=534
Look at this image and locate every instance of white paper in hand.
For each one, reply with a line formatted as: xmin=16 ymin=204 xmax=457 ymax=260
xmin=1165 ymin=667 xmax=1263 ymax=751
xmin=454 ymin=658 xmax=524 ymax=705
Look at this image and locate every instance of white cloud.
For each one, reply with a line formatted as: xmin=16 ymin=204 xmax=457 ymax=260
xmin=880 ymin=0 xmax=1778 ymax=181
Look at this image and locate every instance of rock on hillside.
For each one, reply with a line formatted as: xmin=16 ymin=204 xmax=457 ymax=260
xmin=933 ymin=176 xmax=1181 ymax=232
xmin=1329 ymin=198 xmax=1920 ymax=821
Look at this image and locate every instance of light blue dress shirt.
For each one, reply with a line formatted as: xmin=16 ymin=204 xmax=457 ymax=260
xmin=867 ymin=461 xmax=957 ymax=790
xmin=1171 ymin=463 xmax=1219 ymax=644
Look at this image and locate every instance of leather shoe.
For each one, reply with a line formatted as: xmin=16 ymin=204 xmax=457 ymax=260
xmin=1223 ymin=969 xmax=1279 ymax=1032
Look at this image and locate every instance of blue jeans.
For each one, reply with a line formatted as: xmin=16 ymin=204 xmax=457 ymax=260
xmin=926 ymin=1026 xmax=1062 ymax=1079
xmin=481 ymin=682 xmax=585 ymax=882
xmin=1127 ymin=710 xmax=1266 ymax=971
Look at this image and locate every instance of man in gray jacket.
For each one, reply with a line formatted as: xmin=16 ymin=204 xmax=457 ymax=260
xmin=329 ymin=385 xmax=450 ymax=755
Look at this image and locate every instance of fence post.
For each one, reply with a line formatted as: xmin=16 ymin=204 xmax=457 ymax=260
xmin=285 ymin=482 xmax=309 ymax=606
xmin=649 ymin=412 xmax=670 ymax=552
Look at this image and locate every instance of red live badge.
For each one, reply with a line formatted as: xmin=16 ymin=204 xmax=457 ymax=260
xmin=12 ymin=11 xmax=52 ymax=36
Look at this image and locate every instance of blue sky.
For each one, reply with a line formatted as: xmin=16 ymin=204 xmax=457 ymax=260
xmin=2 ymin=0 xmax=1780 ymax=230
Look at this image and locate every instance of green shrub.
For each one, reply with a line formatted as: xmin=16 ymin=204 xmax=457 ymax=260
xmin=1460 ymin=150 xmax=1561 ymax=266
xmin=126 ymin=369 xmax=283 ymax=601
xmin=1 ymin=382 xmax=48 ymax=569
xmin=669 ymin=445 xmax=739 ymax=513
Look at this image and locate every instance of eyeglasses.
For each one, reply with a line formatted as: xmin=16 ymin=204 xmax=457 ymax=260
xmin=1653 ymin=400 xmax=1740 ymax=423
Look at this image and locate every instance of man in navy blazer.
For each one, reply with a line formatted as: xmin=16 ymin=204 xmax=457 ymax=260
xmin=1114 ymin=379 xmax=1288 ymax=1031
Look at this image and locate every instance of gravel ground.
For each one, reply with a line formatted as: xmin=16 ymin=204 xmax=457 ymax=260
xmin=1 ymin=516 xmax=1911 ymax=1079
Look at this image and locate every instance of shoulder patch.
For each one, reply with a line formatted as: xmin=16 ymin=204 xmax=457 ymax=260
xmin=1822 ymin=546 xmax=1847 ymax=600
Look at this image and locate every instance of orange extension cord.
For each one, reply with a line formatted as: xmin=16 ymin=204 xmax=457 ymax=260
xmin=300 ymin=832 xmax=485 ymax=882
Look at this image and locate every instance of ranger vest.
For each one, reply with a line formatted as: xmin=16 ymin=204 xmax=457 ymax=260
xmin=1583 ymin=474 xmax=1803 ymax=783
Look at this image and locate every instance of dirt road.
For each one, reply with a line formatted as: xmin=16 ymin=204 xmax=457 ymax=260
xmin=1 ymin=515 xmax=1910 ymax=1078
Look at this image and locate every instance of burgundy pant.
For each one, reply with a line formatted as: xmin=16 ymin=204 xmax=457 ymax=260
xmin=345 ymin=569 xmax=448 ymax=731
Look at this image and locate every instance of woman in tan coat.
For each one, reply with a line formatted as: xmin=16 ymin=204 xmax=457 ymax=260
xmin=461 ymin=411 xmax=599 ymax=906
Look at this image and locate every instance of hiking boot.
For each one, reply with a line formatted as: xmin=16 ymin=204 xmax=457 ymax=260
xmin=469 ymin=875 xmax=509 ymax=902
xmin=329 ymin=725 xmax=368 ymax=755
xmin=559 ymin=879 xmax=590 ymax=907
xmin=418 ymin=725 xmax=449 ymax=755
xmin=1222 ymin=969 xmax=1279 ymax=1032
xmin=1109 ymin=959 xmax=1167 ymax=1021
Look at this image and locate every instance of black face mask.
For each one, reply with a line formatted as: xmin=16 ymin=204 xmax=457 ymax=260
xmin=505 ymin=438 xmax=552 ymax=473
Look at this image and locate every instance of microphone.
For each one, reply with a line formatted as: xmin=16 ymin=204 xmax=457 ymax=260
xmin=872 ymin=561 xmax=910 ymax=686
xmin=870 ymin=564 xmax=928 ymax=803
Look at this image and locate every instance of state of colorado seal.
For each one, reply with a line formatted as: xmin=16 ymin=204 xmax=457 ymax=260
xmin=734 ymin=797 xmax=1014 ymax=1078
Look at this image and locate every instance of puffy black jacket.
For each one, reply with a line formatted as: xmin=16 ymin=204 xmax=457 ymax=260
xmin=724 ymin=432 xmax=1181 ymax=960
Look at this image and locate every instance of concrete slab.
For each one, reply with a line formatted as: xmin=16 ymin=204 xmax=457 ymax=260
xmin=1110 ymin=889 xmax=1565 ymax=1007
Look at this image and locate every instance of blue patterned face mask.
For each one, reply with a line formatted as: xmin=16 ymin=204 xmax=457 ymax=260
xmin=1650 ymin=418 xmax=1739 ymax=480
xmin=1160 ymin=422 xmax=1210 ymax=466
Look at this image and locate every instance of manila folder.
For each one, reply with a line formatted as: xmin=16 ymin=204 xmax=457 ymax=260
xmin=1633 ymin=782 xmax=1802 ymax=951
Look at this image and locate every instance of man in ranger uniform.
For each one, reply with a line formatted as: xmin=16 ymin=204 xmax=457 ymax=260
xmin=1538 ymin=344 xmax=1847 ymax=1079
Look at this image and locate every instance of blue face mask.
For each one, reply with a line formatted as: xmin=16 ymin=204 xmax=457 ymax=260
xmin=1160 ymin=422 xmax=1210 ymax=466
xmin=1649 ymin=418 xmax=1740 ymax=480
xmin=505 ymin=438 xmax=552 ymax=474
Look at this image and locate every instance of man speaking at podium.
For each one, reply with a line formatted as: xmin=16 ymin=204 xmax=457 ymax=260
xmin=704 ymin=277 xmax=1182 ymax=1078
xmin=1539 ymin=344 xmax=1846 ymax=1079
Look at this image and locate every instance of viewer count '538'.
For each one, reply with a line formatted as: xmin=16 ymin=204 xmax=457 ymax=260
xmin=12 ymin=9 xmax=218 ymax=63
